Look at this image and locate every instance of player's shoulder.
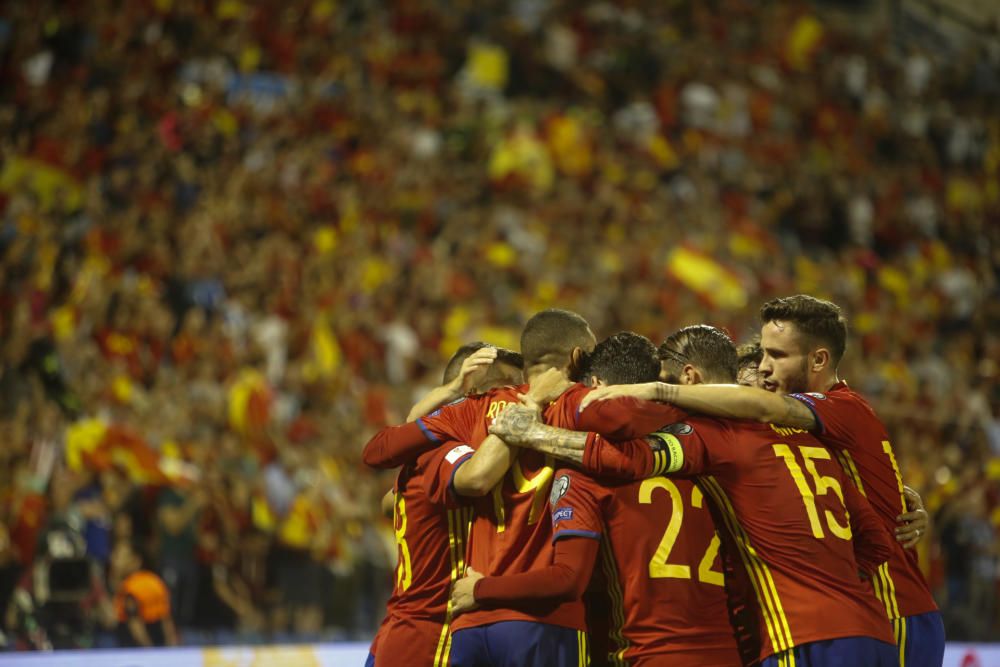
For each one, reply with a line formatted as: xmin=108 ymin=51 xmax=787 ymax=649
xmin=550 ymin=467 xmax=606 ymax=503
xmin=548 ymin=382 xmax=591 ymax=406
xmin=479 ymin=383 xmax=531 ymax=402
xmin=798 ymin=381 xmax=881 ymax=420
xmin=415 ymin=441 xmax=474 ymax=470
xmin=658 ymin=414 xmax=729 ymax=436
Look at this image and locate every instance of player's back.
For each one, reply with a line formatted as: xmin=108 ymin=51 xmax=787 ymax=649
xmin=668 ymin=416 xmax=895 ymax=662
xmin=791 ymin=383 xmax=938 ymax=619
xmin=371 ymin=442 xmax=476 ymax=667
xmin=449 ymin=384 xmax=586 ymax=633
xmin=601 ymin=474 xmax=737 ymax=665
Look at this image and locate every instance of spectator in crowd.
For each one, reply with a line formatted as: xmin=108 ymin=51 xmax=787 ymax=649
xmin=110 ymin=540 xmax=178 ymax=648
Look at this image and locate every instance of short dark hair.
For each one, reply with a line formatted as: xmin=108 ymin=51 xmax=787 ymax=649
xmin=659 ymin=325 xmax=738 ymax=384
xmin=442 ymin=342 xmax=524 ymax=384
xmin=736 ymin=338 xmax=763 ymax=372
xmin=760 ymin=295 xmax=847 ymax=365
xmin=586 ymin=332 xmax=661 ymax=386
xmin=520 ymin=309 xmax=594 ymax=368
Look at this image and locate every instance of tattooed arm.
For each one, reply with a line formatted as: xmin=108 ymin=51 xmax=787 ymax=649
xmin=489 ymin=404 xmax=588 ymax=463
xmin=489 ymin=404 xmax=655 ymax=479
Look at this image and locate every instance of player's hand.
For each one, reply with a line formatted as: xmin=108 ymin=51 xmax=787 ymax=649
xmin=896 ymin=486 xmax=929 ymax=549
xmin=454 ymin=347 xmax=498 ymax=395
xmin=580 ymin=382 xmax=657 ymax=410
xmin=450 ymin=566 xmax=484 ymax=616
xmin=488 ymin=403 xmax=540 ymax=445
xmin=524 ymin=368 xmax=573 ymax=407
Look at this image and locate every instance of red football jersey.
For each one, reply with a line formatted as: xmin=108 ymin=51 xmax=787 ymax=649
xmin=550 ymin=467 xmax=740 ymax=666
xmin=370 ymin=442 xmax=475 ymax=667
xmin=789 ymin=382 xmax=939 ymax=620
xmin=416 ymin=384 xmax=685 ymax=633
xmin=657 ymin=416 xmax=896 ymax=663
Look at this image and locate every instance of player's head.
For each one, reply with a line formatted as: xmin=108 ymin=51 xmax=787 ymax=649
xmin=520 ymin=308 xmax=597 ymax=379
xmin=585 ymin=332 xmax=661 ymax=387
xmin=758 ymin=295 xmax=847 ymax=394
xmin=736 ymin=338 xmax=763 ymax=387
xmin=442 ymin=341 xmax=523 ymax=391
xmin=658 ymin=325 xmax=737 ymax=385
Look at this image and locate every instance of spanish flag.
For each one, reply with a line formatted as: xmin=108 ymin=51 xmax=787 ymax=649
xmin=665 ymin=246 xmax=747 ymax=310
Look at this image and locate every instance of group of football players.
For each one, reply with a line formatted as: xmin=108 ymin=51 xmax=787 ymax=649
xmin=360 ymin=294 xmax=944 ymax=667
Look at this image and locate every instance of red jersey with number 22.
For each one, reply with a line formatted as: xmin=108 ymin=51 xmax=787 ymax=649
xmin=551 ymin=467 xmax=740 ymax=667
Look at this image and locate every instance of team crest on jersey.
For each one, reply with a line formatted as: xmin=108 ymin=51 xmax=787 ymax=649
xmin=658 ymin=422 xmax=693 ymax=436
xmin=550 ymin=474 xmax=571 ymax=505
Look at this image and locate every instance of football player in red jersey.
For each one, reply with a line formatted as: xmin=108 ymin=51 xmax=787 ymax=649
xmin=449 ymin=332 xmax=742 ymax=667
xmin=584 ymin=295 xmax=943 ymax=667
xmin=366 ymin=343 xmax=523 ymax=667
xmin=492 ymin=325 xmax=899 ymax=666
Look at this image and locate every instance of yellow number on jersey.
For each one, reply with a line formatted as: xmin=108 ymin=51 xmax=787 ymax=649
xmin=691 ymin=486 xmax=725 ymax=586
xmin=493 ymin=452 xmax=555 ymax=533
xmin=639 ymin=479 xmax=723 ymax=585
xmin=394 ymin=493 xmax=413 ymax=591
xmin=773 ymin=444 xmax=852 ymax=541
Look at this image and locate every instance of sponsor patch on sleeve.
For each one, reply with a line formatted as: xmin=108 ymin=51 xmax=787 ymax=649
xmin=552 ymin=507 xmax=574 ymax=524
xmin=445 ymin=444 xmax=475 ymax=464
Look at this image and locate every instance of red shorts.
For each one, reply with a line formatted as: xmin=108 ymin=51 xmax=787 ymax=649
xmin=373 ymin=614 xmax=451 ymax=667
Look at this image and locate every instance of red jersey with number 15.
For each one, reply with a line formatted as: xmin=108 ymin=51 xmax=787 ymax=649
xmin=789 ymin=382 xmax=938 ymax=620
xmin=654 ymin=416 xmax=896 ymax=663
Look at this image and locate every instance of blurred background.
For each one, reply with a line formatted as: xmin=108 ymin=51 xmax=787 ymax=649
xmin=0 ymin=0 xmax=997 ymax=654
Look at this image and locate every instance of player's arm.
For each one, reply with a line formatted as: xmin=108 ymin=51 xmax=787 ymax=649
xmin=451 ymin=435 xmax=514 ymax=497
xmin=363 ymin=395 xmax=481 ymax=468
xmin=490 ymin=406 xmax=694 ymax=478
xmin=451 ymin=538 xmax=599 ymax=614
xmin=406 ymin=347 xmax=498 ymax=421
xmin=842 ymin=479 xmax=892 ymax=577
xmin=489 ymin=403 xmax=656 ymax=479
xmin=582 ymin=383 xmax=818 ymax=431
xmin=362 ymin=421 xmax=438 ymax=468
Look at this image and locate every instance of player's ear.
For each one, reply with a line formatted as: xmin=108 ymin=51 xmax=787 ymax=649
xmin=590 ymin=376 xmax=604 ymax=388
xmin=680 ymin=364 xmax=702 ymax=385
xmin=811 ymin=347 xmax=830 ymax=373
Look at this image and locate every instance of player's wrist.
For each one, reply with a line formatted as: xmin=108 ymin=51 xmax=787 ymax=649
xmin=654 ymin=382 xmax=675 ymax=403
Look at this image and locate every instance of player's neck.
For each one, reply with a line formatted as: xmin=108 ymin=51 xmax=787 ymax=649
xmin=809 ymin=372 xmax=841 ymax=393
xmin=525 ymin=365 xmax=571 ymax=383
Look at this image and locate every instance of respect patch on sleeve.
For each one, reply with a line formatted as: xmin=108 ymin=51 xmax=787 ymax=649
xmin=445 ymin=444 xmax=475 ymax=464
xmin=552 ymin=507 xmax=574 ymax=524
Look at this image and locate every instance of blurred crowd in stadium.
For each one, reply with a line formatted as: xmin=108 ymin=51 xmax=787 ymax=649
xmin=0 ymin=0 xmax=997 ymax=650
